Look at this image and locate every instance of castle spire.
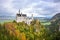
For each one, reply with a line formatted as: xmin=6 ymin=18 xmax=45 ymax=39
xmin=19 ymin=9 xmax=20 ymax=14
xmin=32 ymin=14 xmax=33 ymax=20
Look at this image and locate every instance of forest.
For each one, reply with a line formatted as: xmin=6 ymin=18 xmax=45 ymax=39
xmin=0 ymin=19 xmax=60 ymax=40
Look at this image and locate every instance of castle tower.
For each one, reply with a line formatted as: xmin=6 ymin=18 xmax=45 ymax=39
xmin=31 ymin=14 xmax=33 ymax=20
xmin=16 ymin=9 xmax=20 ymax=21
xmin=19 ymin=9 xmax=20 ymax=14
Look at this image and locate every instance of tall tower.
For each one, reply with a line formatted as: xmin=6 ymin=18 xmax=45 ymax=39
xmin=16 ymin=9 xmax=20 ymax=22
xmin=19 ymin=9 xmax=20 ymax=14
xmin=31 ymin=14 xmax=33 ymax=20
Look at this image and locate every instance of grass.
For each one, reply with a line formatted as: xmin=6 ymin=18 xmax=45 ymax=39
xmin=0 ymin=20 xmax=14 ymax=24
xmin=40 ymin=19 xmax=51 ymax=25
xmin=41 ymin=22 xmax=51 ymax=25
xmin=0 ymin=19 xmax=51 ymax=26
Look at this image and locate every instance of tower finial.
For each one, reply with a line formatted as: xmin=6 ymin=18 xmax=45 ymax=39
xmin=32 ymin=14 xmax=33 ymax=20
xmin=19 ymin=9 xmax=20 ymax=14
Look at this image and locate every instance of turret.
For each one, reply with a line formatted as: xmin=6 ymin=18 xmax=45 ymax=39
xmin=31 ymin=14 xmax=33 ymax=20
xmin=19 ymin=9 xmax=20 ymax=14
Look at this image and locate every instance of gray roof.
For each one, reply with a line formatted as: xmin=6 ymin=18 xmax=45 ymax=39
xmin=17 ymin=14 xmax=27 ymax=17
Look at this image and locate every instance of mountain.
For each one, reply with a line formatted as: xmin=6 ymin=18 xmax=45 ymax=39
xmin=50 ymin=13 xmax=60 ymax=32
xmin=51 ymin=13 xmax=60 ymax=22
xmin=34 ymin=17 xmax=51 ymax=22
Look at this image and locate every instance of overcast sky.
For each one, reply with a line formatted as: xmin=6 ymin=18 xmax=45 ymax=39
xmin=0 ymin=0 xmax=60 ymax=17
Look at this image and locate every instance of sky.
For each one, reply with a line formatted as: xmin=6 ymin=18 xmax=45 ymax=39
xmin=0 ymin=0 xmax=60 ymax=17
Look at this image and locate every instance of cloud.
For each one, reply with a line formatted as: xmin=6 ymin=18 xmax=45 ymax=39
xmin=20 ymin=1 xmax=60 ymax=17
xmin=42 ymin=0 xmax=60 ymax=3
xmin=0 ymin=0 xmax=60 ymax=17
xmin=0 ymin=0 xmax=17 ymax=16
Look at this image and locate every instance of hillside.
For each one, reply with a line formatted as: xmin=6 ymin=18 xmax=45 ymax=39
xmin=51 ymin=13 xmax=60 ymax=22
xmin=50 ymin=13 xmax=60 ymax=32
xmin=0 ymin=17 xmax=60 ymax=40
xmin=0 ymin=20 xmax=49 ymax=40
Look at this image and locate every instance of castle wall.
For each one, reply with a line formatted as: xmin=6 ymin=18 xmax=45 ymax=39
xmin=16 ymin=16 xmax=26 ymax=22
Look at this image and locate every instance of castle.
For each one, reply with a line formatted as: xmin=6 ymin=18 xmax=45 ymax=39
xmin=16 ymin=10 xmax=34 ymax=25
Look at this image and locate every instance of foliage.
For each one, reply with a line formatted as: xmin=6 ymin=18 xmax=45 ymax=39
xmin=0 ymin=20 xmax=60 ymax=40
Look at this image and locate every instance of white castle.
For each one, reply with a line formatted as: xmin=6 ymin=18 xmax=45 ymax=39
xmin=16 ymin=10 xmax=34 ymax=25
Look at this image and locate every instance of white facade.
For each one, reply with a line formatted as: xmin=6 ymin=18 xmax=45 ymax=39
xmin=16 ymin=10 xmax=33 ymax=25
xmin=16 ymin=16 xmax=27 ymax=22
xmin=26 ymin=18 xmax=33 ymax=25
